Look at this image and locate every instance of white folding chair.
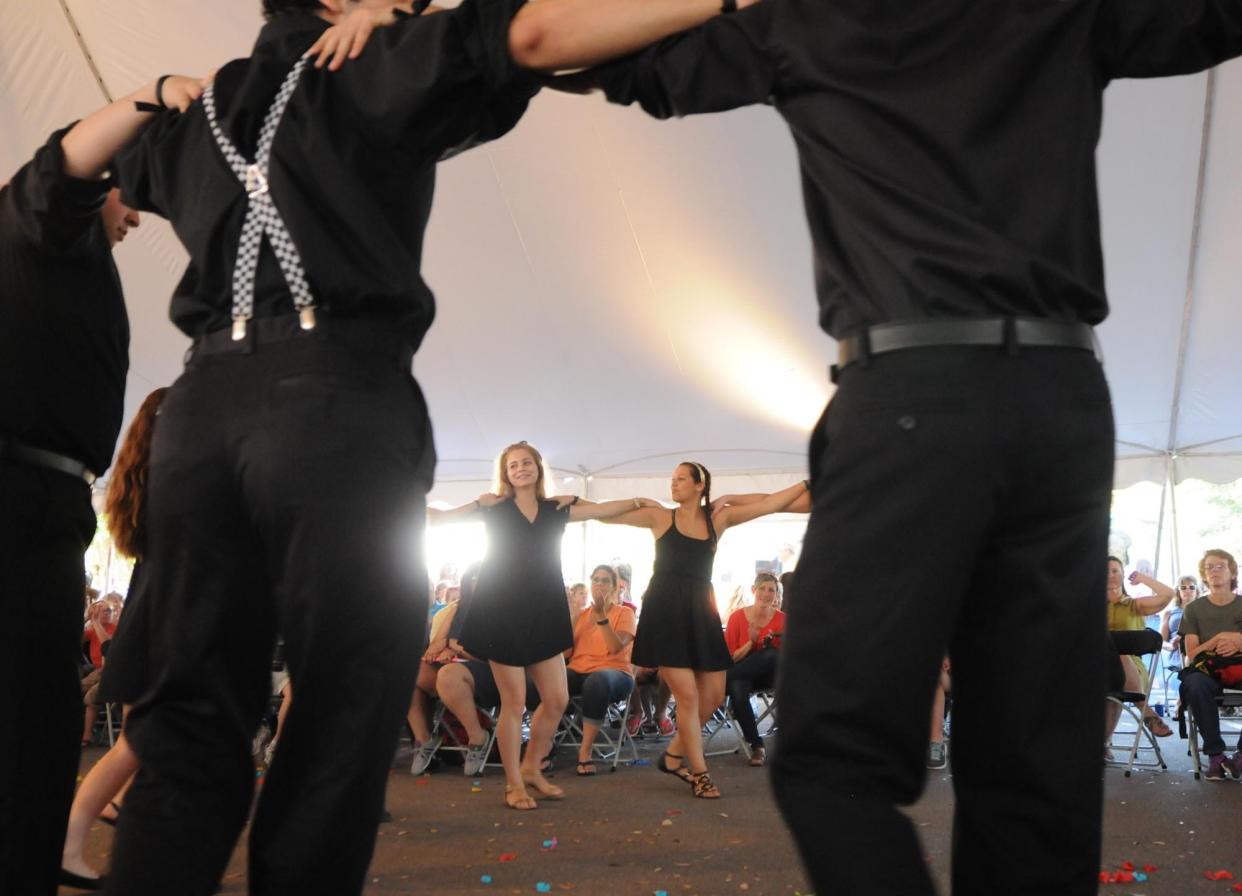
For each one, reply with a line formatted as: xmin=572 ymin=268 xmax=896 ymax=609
xmin=1182 ymin=677 xmax=1242 ymax=780
xmin=1106 ymin=649 xmax=1168 ymax=777
xmin=555 ymin=696 xmax=638 ymax=771
xmin=431 ymin=702 xmax=504 ymax=771
xmin=703 ymin=689 xmax=777 ymax=760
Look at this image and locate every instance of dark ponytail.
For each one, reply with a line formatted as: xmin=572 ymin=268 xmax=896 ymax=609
xmin=683 ymin=461 xmax=716 ymax=548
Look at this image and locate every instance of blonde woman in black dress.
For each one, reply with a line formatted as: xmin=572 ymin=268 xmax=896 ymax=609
xmin=429 ymin=442 xmax=658 ymax=809
xmin=588 ymin=463 xmax=808 ymax=798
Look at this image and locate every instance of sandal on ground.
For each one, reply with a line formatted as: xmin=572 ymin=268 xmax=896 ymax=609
xmin=99 ymin=800 xmax=122 ymax=828
xmin=658 ymin=751 xmax=694 ymax=784
xmin=748 ymin=746 xmax=766 ymax=767
xmin=521 ymin=771 xmax=565 ymax=799
xmin=504 ymin=786 xmax=538 ymax=811
xmin=576 ymin=760 xmax=597 ymax=777
xmin=689 ymin=770 xmax=721 ymax=799
xmin=1143 ymin=715 xmax=1173 ymax=738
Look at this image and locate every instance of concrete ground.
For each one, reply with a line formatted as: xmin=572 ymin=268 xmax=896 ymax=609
xmin=64 ymin=717 xmax=1242 ymax=895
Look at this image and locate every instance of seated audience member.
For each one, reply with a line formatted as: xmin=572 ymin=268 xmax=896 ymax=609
xmin=615 ymin=563 xmax=637 ymax=610
xmin=565 ymin=565 xmax=637 ymax=775
xmin=428 ymin=580 xmax=451 ymax=618
xmin=567 ymin=582 xmax=588 ymax=618
xmin=723 ymin=572 xmax=786 ymax=766
xmin=928 ymin=657 xmax=951 ymax=770
xmin=1106 ymin=556 xmax=1175 ymax=737
xmin=1162 ymin=575 xmax=1199 ymax=655
xmin=79 ymin=601 xmax=118 ymax=746
xmin=408 ymin=566 xmax=478 ymax=774
xmin=627 ymin=668 xmax=675 ymax=738
xmin=1179 ymin=549 xmax=1242 ymax=781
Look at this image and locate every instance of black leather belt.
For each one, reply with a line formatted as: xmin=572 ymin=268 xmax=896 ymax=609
xmin=0 ymin=437 xmax=97 ymax=485
xmin=835 ymin=317 xmax=1096 ymax=376
xmin=187 ymin=312 xmax=414 ymax=372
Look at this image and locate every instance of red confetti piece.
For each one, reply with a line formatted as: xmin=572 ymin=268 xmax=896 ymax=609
xmin=1143 ymin=864 xmax=1158 ymax=873
xmin=1205 ymin=871 xmax=1235 ymax=881
xmin=1121 ymin=862 xmax=1134 ymax=872
xmin=1232 ymin=884 xmax=1242 ymax=894
xmin=1098 ymin=871 xmax=1109 ymax=884
xmin=499 ymin=853 xmax=517 ymax=862
xmin=1116 ymin=872 xmax=1134 ymax=884
xmin=666 ymin=809 xmax=683 ymax=817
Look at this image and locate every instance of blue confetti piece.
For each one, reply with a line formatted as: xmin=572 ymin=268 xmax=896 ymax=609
xmin=655 ymin=891 xmax=668 ymax=896
xmin=480 ymin=874 xmax=492 ymax=884
xmin=632 ymin=759 xmax=651 ymax=766
xmin=536 ymin=883 xmax=551 ymax=893
xmin=1134 ymin=872 xmax=1148 ymax=882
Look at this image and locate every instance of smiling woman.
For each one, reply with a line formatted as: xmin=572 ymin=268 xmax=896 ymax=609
xmin=427 ymin=441 xmax=658 ymax=810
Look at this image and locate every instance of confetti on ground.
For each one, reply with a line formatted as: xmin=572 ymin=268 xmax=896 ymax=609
xmin=1231 ymin=883 xmax=1242 ymax=893
xmin=536 ymin=883 xmax=552 ymax=893
xmin=1121 ymin=862 xmax=1134 ymax=872
xmin=500 ymin=853 xmax=517 ymax=862
xmin=654 ymin=891 xmax=668 ymax=896
xmin=1143 ymin=864 xmax=1159 ymax=872
xmin=632 ymin=759 xmax=651 ymax=766
xmin=415 ymin=777 xmax=429 ymax=787
xmin=1204 ymin=870 xmax=1235 ymax=881
xmin=661 ymin=819 xmax=674 ymax=827
xmin=480 ymin=874 xmax=492 ymax=884
xmin=666 ymin=810 xmax=683 ymax=818
xmin=541 ymin=838 xmax=558 ymax=850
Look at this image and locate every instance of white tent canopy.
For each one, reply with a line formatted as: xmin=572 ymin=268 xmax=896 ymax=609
xmin=4 ymin=1 xmax=1241 ymax=498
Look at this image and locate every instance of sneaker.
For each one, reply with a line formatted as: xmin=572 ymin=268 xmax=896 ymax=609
xmin=263 ymin=738 xmax=278 ymax=769
xmin=409 ymin=736 xmax=441 ymax=775
xmin=626 ymin=715 xmax=643 ymax=738
xmin=463 ymin=740 xmax=489 ymax=776
xmin=1225 ymin=752 xmax=1242 ymax=780
xmin=1204 ymin=754 xmax=1229 ymax=781
xmin=657 ymin=717 xmax=676 ymax=737
xmin=926 ymin=742 xmax=947 ymax=770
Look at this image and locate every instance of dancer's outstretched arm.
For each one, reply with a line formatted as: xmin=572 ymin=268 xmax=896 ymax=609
xmin=714 ymin=480 xmax=809 ymax=537
xmin=713 ymin=484 xmax=810 ymax=517
xmin=427 ymin=493 xmax=506 ymax=523
xmin=566 ymin=497 xmax=663 ymax=523
xmin=306 ymin=0 xmax=762 ymax=76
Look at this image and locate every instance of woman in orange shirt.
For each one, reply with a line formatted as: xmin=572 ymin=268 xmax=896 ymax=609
xmin=724 ymin=572 xmax=786 ymax=766
xmin=565 ymin=565 xmax=637 ymax=776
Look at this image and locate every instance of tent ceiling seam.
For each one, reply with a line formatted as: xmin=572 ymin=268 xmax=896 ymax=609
xmin=1163 ymin=69 xmax=1216 ymax=452
xmin=57 ymin=0 xmax=113 ymax=103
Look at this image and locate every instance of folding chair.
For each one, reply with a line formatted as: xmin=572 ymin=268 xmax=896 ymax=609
xmin=703 ymin=689 xmax=777 ymax=760
xmin=1106 ymin=645 xmax=1168 ymax=777
xmin=555 ymin=696 xmax=638 ymax=771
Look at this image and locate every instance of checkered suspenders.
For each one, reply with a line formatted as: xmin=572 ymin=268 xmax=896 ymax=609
xmin=202 ymin=57 xmax=316 ymax=341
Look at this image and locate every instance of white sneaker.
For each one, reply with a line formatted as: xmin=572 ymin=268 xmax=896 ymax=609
xmin=410 ymin=736 xmax=441 ymax=775
xmin=263 ymin=739 xmax=278 ymax=768
xmin=463 ymin=741 xmax=489 ymax=776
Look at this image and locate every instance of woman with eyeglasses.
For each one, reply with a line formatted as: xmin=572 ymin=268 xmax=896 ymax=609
xmin=1105 ymin=556 xmax=1176 ymax=744
xmin=564 ymin=565 xmax=637 ymax=776
xmin=1161 ymin=576 xmax=1200 ymax=655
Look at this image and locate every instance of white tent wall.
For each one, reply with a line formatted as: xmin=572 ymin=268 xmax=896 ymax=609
xmin=3 ymin=4 xmax=1242 ymax=494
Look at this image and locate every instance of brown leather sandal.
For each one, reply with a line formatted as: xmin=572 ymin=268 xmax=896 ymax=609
xmin=689 ymin=770 xmax=721 ymax=799
xmin=658 ymin=751 xmax=693 ymax=784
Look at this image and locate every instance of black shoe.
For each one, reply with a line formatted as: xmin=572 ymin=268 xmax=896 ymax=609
xmin=58 ymin=869 xmax=105 ymax=891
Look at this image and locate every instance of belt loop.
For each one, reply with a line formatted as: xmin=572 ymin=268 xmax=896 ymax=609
xmin=858 ymin=327 xmax=873 ymax=369
xmin=1003 ymin=317 xmax=1019 ymax=357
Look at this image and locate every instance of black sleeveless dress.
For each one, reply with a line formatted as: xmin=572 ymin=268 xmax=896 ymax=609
xmin=631 ymin=511 xmax=731 ymax=671
xmin=458 ymin=498 xmax=574 ymax=666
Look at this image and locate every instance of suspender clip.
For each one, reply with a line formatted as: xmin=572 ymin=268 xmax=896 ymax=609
xmin=231 ymin=316 xmax=249 ymax=342
xmin=298 ymin=306 xmax=317 ymax=331
xmin=245 ymin=164 xmax=269 ymax=198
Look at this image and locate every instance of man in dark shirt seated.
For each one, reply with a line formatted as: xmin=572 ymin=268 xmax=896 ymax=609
xmin=103 ymin=2 xmax=751 ymax=894
xmin=564 ymin=3 xmax=1242 ymax=894
xmin=0 ymin=76 xmax=202 ymax=896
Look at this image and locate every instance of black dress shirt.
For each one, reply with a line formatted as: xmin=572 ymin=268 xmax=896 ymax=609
xmin=591 ymin=0 xmax=1242 ymax=339
xmin=0 ymin=128 xmax=129 ymax=476
xmin=116 ymin=0 xmax=539 ymax=347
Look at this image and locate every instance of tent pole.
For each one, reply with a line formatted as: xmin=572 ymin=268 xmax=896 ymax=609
xmin=580 ymin=474 xmax=591 ymax=583
xmin=1152 ymin=461 xmax=1167 ymax=577
xmin=1167 ymin=455 xmax=1182 ymax=579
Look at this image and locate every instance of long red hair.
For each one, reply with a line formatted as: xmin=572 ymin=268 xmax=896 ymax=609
xmin=104 ymin=388 xmax=167 ymax=560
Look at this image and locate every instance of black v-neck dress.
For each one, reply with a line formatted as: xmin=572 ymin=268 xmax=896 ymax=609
xmin=458 ymin=498 xmax=574 ymax=666
xmin=631 ymin=510 xmax=731 ymax=671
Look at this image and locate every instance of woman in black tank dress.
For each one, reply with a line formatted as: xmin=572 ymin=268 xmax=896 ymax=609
xmin=429 ymin=441 xmax=657 ymax=809
xmin=591 ymin=462 xmax=808 ymax=799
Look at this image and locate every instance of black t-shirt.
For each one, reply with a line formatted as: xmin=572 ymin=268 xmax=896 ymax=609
xmin=0 ymin=128 xmax=129 ymax=475
xmin=115 ymin=0 xmax=540 ymax=347
xmin=591 ymin=0 xmax=1242 ymax=338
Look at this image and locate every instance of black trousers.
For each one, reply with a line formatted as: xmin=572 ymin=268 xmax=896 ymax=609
xmin=771 ymin=347 xmax=1113 ymax=896
xmin=0 ymin=464 xmax=95 ymax=896
xmin=104 ymin=319 xmax=433 ymax=896
xmin=726 ymin=649 xmax=779 ymax=747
